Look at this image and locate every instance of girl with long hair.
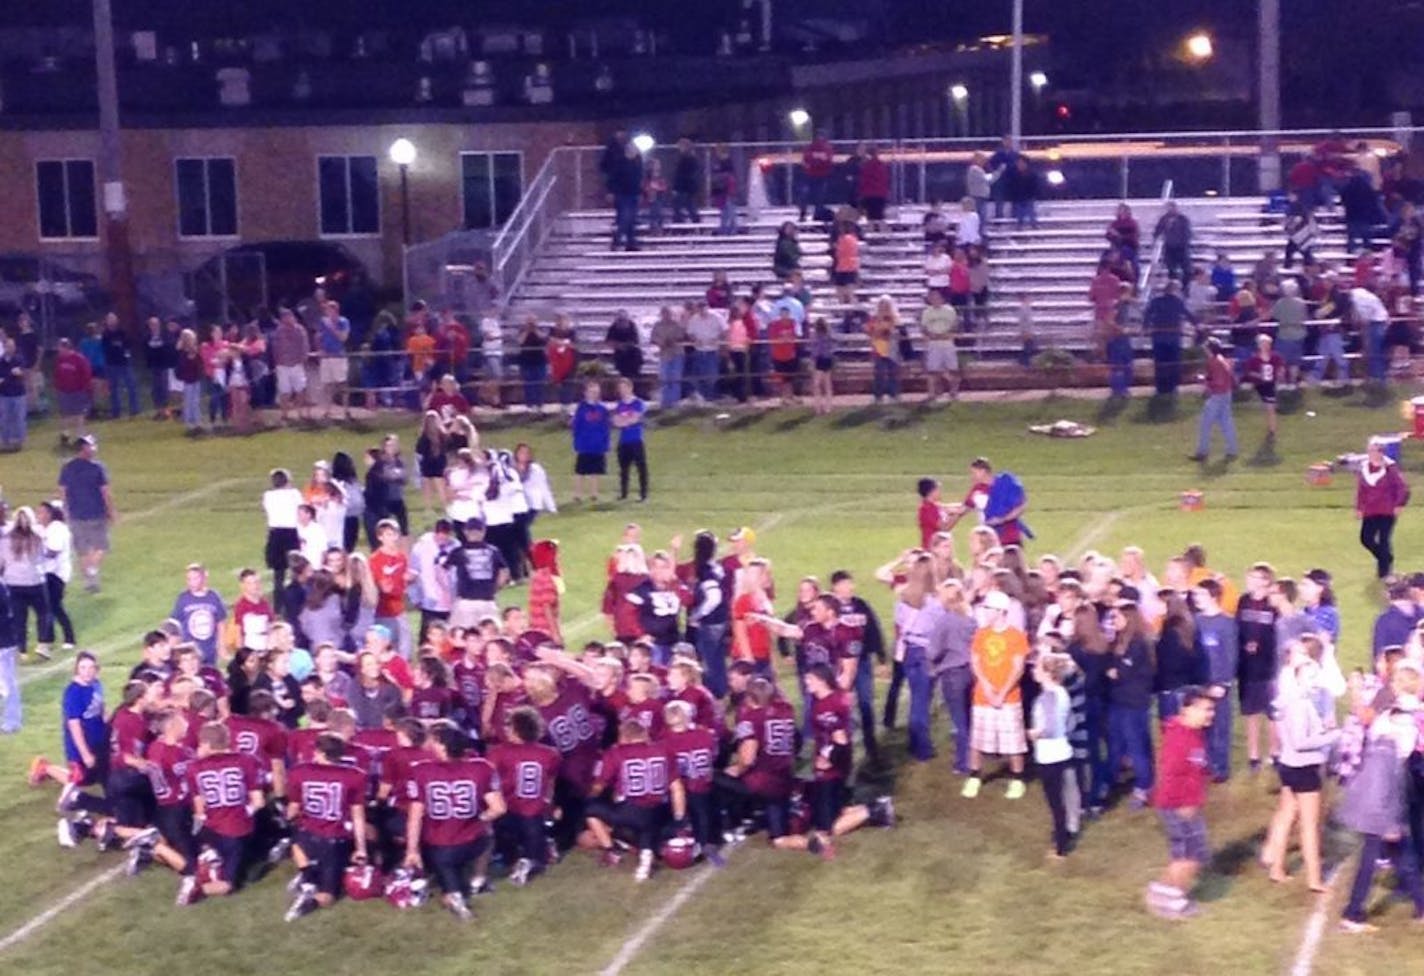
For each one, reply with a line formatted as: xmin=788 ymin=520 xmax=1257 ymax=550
xmin=1 ymin=507 xmax=54 ymax=659
xmin=35 ymin=501 xmax=75 ymax=651
xmin=1068 ymin=603 xmax=1112 ymax=813
xmin=415 ymin=410 xmax=448 ymax=510
xmin=1105 ymin=598 xmax=1156 ymax=808
xmin=934 ymin=578 xmax=979 ymax=775
xmin=173 ymin=328 xmax=204 ymax=432
xmin=895 ymin=553 xmax=942 ymax=761
xmin=1153 ymin=590 xmax=1207 ymax=722
xmin=330 ymin=451 xmax=363 ymax=553
xmin=1261 ymin=655 xmax=1340 ymax=890
xmin=344 ymin=553 xmax=380 ymax=651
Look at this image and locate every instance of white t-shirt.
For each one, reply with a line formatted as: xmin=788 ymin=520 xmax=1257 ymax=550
xmin=445 ymin=465 xmax=487 ymax=524
xmin=958 ymin=210 xmax=982 ymax=246
xmin=315 ymin=494 xmax=346 ymax=548
xmin=925 ymin=252 xmax=951 ymax=289
xmin=297 ymin=521 xmax=329 ymax=565
xmin=1351 ymin=287 xmax=1388 ymax=324
xmin=43 ymin=520 xmax=73 ymax=583
xmin=263 ymin=487 xmax=303 ymax=529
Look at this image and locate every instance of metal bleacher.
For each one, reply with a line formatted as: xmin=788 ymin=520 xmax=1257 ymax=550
xmin=505 ymin=195 xmax=1349 ymax=357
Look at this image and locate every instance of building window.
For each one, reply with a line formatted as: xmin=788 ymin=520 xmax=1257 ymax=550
xmin=36 ymin=160 xmax=98 ymax=239
xmin=460 ymin=152 xmax=522 ymax=229
xmin=318 ymin=155 xmax=380 ymax=236
xmin=176 ymin=157 xmax=237 ymax=237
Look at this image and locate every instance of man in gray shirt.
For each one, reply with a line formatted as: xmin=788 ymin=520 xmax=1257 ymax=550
xmin=1192 ymin=579 xmax=1238 ymax=781
xmin=650 ymin=306 xmax=688 ymax=410
xmin=58 ymin=435 xmax=115 ymax=593
xmin=271 ymin=308 xmax=311 ymax=424
xmin=684 ymin=302 xmax=725 ymax=403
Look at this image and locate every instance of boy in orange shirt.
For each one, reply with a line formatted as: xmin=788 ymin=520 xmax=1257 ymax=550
xmin=963 ymin=590 xmax=1029 ymax=799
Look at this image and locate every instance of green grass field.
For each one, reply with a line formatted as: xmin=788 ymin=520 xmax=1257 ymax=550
xmin=0 ymin=388 xmax=1420 ymax=976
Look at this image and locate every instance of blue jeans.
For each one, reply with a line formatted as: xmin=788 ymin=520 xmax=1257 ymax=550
xmin=1344 ymin=833 xmax=1424 ymax=922
xmin=1345 ymin=221 xmax=1374 ymax=253
xmin=1313 ymin=332 xmax=1348 ymax=383
xmin=107 ymin=363 xmax=139 ymax=417
xmin=695 ymin=622 xmax=728 ymax=699
xmin=520 ymin=363 xmax=546 ymax=408
xmin=659 ymin=355 xmax=684 ymax=409
xmin=1196 ymin=393 xmax=1237 ymax=457
xmin=374 ymin=615 xmax=412 ymax=660
xmin=0 ymin=646 xmax=19 ymax=732
xmin=939 ymin=665 xmax=973 ymax=773
xmin=1366 ymin=320 xmax=1388 ymax=382
xmin=613 ymin=195 xmax=639 ymax=249
xmin=1107 ymin=335 xmax=1133 ymax=395
xmin=1106 ymin=703 xmax=1154 ymax=794
xmin=1085 ymin=696 xmax=1111 ymax=804
xmin=854 ymin=655 xmax=879 ymax=759
xmin=1013 ymin=200 xmax=1038 ymax=228
xmin=1206 ymin=684 xmax=1233 ymax=779
xmin=0 ymin=394 xmax=25 ymax=448
xmin=690 ymin=350 xmax=719 ymax=400
xmin=672 ymin=192 xmax=699 ymax=224
xmin=1152 ymin=336 xmax=1182 ymax=394
xmin=872 ymin=358 xmax=899 ymax=401
xmin=181 ymin=383 xmax=202 ymax=427
xmin=799 ymin=176 xmax=829 ymax=219
xmin=717 ymin=198 xmax=738 ymax=234
xmin=1156 ymin=690 xmax=1182 ymax=723
xmin=903 ymin=644 xmax=935 ymax=761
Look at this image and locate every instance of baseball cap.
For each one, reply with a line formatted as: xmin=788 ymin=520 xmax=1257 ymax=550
xmin=729 ymin=526 xmax=756 ymax=545
xmin=1116 ymin=585 xmax=1141 ymax=607
xmin=982 ymin=590 xmax=1011 ymax=612
xmin=369 ymin=624 xmax=392 ymax=643
xmin=312 ymin=459 xmax=330 ymax=470
xmin=463 ymin=516 xmax=486 ymax=531
xmin=77 ymin=434 xmax=97 ymax=448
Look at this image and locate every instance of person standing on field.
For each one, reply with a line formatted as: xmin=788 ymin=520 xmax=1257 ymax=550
xmin=271 ymin=308 xmax=310 ymax=425
xmin=1191 ymin=338 xmax=1237 ymax=463
xmin=57 ymin=435 xmax=115 ymax=594
xmin=1356 ymin=436 xmax=1410 ymax=579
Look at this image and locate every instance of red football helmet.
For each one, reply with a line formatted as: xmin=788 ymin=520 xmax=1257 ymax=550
xmin=343 ymin=862 xmax=385 ymax=901
xmin=660 ymin=833 xmax=699 ymax=870
xmin=384 ymin=866 xmax=429 ymax=909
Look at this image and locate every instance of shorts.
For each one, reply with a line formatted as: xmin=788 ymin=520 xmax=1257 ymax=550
xmin=1159 ymin=809 xmax=1209 ymax=864
xmin=1239 ymin=680 xmax=1273 ymax=716
xmin=422 ymin=835 xmax=489 ymax=895
xmin=1254 ymin=382 xmax=1277 ymax=405
xmin=450 ymin=598 xmax=500 ymax=630
xmin=808 ymin=778 xmax=846 ymax=832
xmin=1276 ymin=337 xmax=1304 ymax=367
xmin=862 ymin=197 xmax=887 ymax=221
xmin=155 ymin=804 xmax=195 ymax=866
xmin=295 ymin=832 xmax=353 ymax=897
xmin=418 ymin=456 xmax=447 ymax=480
xmin=773 ymin=359 xmax=798 ymax=376
xmin=585 ymin=797 xmax=667 ymax=851
xmin=199 ymin=829 xmax=252 ymax=889
xmin=318 ymin=357 xmax=349 ymax=385
xmin=971 ymin=704 xmax=1027 ymax=756
xmin=105 ymin=767 xmax=155 ymax=828
xmin=1277 ymin=763 xmax=1322 ymax=794
xmin=814 ymin=357 xmax=834 ymax=373
xmin=56 ymin=390 xmax=91 ymax=418
xmin=925 ymin=341 xmax=960 ymax=373
xmin=70 ymin=518 xmax=110 ymax=555
xmin=275 ymin=364 xmax=308 ymax=397
xmin=832 ymin=270 xmax=858 ymax=287
xmin=575 ymin=452 xmax=607 ymax=476
xmin=265 ymin=527 xmax=300 ymax=573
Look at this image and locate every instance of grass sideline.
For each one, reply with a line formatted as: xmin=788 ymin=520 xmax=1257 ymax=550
xmin=0 ymin=389 xmax=1419 ymax=976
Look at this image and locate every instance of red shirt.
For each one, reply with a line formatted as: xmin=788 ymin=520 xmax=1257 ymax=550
xmin=732 ymin=592 xmax=773 ymax=661
xmin=53 ymin=350 xmax=93 ymax=394
xmin=736 ymin=699 xmax=798 ymax=798
xmin=489 ymin=741 xmax=560 ymax=817
xmin=767 ymin=318 xmax=798 ymax=363
xmin=369 ymin=550 xmax=409 ymax=619
xmin=547 ymin=340 xmax=576 ymax=383
xmin=232 ymin=596 xmax=273 ymax=649
xmin=224 ymin=714 xmax=287 ymax=779
xmin=380 ymin=655 xmax=414 ymax=692
xmin=439 ymin=323 xmax=471 ymax=371
xmin=1205 ymin=354 xmax=1235 ymax=395
xmin=810 ymin=692 xmax=853 ymax=782
xmin=1357 ymin=460 xmax=1411 ymax=518
xmin=427 ymin=389 xmax=471 ymax=423
xmin=797 ymin=621 xmax=853 ymax=675
xmin=147 ymin=740 xmax=194 ymax=807
xmin=536 ymin=685 xmax=601 ymax=791
xmin=1244 ymin=353 xmax=1285 ymax=387
xmin=603 ymin=572 xmax=648 ymax=641
xmin=802 ymin=140 xmax=835 ymax=179
xmin=288 ymin=761 xmax=368 ymax=839
xmin=594 ymin=741 xmax=679 ymax=808
xmin=918 ymin=498 xmax=944 ymax=548
xmin=528 ymin=569 xmax=560 ymax=635
xmin=1154 ymin=718 xmax=1209 ymax=810
xmin=380 ymin=744 xmax=431 ymax=810
xmin=186 ymin=752 xmax=263 ymax=837
xmin=672 ymin=686 xmax=719 ymax=732
xmin=410 ymin=685 xmax=459 ymax=723
xmin=664 ymin=726 xmax=718 ymax=794
xmin=286 ymin=726 xmax=323 ymax=768
xmin=109 ymin=706 xmax=151 ymax=763
xmin=857 ymin=158 xmax=890 ymax=198
xmin=411 ymin=757 xmax=499 ymax=846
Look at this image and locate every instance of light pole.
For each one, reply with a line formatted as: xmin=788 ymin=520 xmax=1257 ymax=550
xmin=1258 ymin=0 xmax=1281 ymax=191
xmin=1009 ymin=0 xmax=1024 ymax=148
xmin=93 ymin=0 xmax=137 ymax=338
xmin=389 ymin=138 xmax=417 ymax=245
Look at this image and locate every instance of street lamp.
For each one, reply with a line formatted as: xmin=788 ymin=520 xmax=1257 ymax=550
xmin=389 ymin=138 xmax=417 ymax=245
xmin=631 ymin=132 xmax=655 ymax=153
xmin=1185 ymin=31 xmax=1214 ymax=61
xmin=949 ymin=83 xmax=969 ymax=102
xmin=788 ymin=108 xmax=810 ymax=128
xmin=1029 ymin=71 xmax=1048 ymax=91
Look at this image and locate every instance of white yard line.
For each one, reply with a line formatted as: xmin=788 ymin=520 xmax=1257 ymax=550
xmin=0 ymin=864 xmax=125 ymax=955
xmin=1287 ymin=864 xmax=1343 ymax=976
xmin=1063 ymin=509 xmax=1123 ymax=562
xmin=123 ymin=477 xmax=250 ymax=523
xmin=599 ymin=865 xmax=719 ymax=976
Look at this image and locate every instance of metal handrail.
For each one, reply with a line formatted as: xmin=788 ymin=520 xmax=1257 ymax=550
xmin=1137 ymin=179 xmax=1175 ymax=295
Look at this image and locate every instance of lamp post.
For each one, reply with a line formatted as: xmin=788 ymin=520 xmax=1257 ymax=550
xmin=389 ymin=138 xmax=417 ymax=245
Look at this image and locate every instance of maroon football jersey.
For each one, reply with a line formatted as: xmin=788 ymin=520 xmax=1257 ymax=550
xmin=186 ymin=751 xmax=262 ymax=837
xmin=810 ymin=692 xmax=853 ymax=782
xmin=489 ymin=741 xmax=560 ymax=817
xmin=536 ymin=685 xmax=601 ymax=791
xmin=286 ymin=726 xmax=323 ymax=768
xmin=451 ymin=659 xmax=484 ymax=727
xmin=182 ymin=707 xmax=207 ymax=750
xmin=224 ymin=714 xmax=287 ymax=769
xmin=672 ymin=686 xmax=719 ymax=732
xmin=483 ymin=689 xmax=528 ymax=746
xmin=380 ymin=744 xmax=432 ymax=810
xmin=109 ymin=706 xmax=151 ymax=762
xmin=410 ymin=686 xmax=459 ymax=723
xmin=619 ymin=699 xmax=666 ymax=740
xmin=833 ymin=598 xmax=867 ymax=656
xmin=411 ymin=757 xmax=499 ymax=846
xmin=590 ymin=688 xmax=628 ymax=746
xmin=797 ymin=621 xmax=852 ymax=673
xmin=147 ymin=740 xmax=194 ymax=808
xmin=288 ymin=761 xmax=369 ymax=839
xmin=664 ymin=726 xmax=718 ymax=795
xmin=736 ymin=699 xmax=797 ymax=799
xmin=512 ymin=629 xmax=553 ymax=663
xmin=594 ymin=741 xmax=679 ymax=809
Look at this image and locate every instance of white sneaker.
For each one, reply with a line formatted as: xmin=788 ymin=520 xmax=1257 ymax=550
xmin=175 ymin=875 xmax=200 ymax=907
xmin=510 ymin=858 xmax=533 ymax=887
xmin=56 ymin=818 xmax=76 ymax=848
xmin=635 ymin=850 xmax=653 ymax=882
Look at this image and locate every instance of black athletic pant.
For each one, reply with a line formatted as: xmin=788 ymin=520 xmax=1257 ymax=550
xmin=618 ymin=441 xmax=648 ymax=501
xmin=10 ymin=583 xmax=53 ymax=648
xmin=45 ymin=574 xmax=74 ymax=645
xmin=486 ymin=523 xmax=524 ymax=583
xmin=1038 ymin=759 xmax=1072 ymax=856
xmin=1361 ymin=514 xmax=1397 ymax=578
xmin=882 ymin=659 xmax=906 ymax=728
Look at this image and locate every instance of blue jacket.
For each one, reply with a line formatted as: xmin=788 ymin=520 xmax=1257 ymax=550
xmin=572 ymin=401 xmax=611 ymax=455
xmin=1373 ymin=605 xmax=1419 ymax=660
xmin=984 ymin=471 xmax=1032 ymax=539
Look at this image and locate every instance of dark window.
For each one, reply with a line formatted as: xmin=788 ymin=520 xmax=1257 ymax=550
xmin=461 ymin=152 xmax=522 ymax=229
xmin=36 ymin=160 xmax=97 ymax=239
xmin=318 ymin=155 xmax=380 ymax=235
xmin=176 ymin=157 xmax=238 ymax=237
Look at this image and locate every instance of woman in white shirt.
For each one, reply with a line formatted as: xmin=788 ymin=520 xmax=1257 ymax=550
xmin=925 ymin=241 xmax=952 ymax=297
xmin=263 ymin=468 xmax=304 ymax=593
xmin=482 ymin=449 xmax=522 ymax=582
xmin=443 ymin=448 xmax=488 ymax=530
xmin=36 ymin=501 xmax=75 ymax=650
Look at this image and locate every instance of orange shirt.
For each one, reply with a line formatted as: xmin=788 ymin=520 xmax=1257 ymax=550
xmin=834 ymin=234 xmax=860 ymax=273
xmin=407 ymin=333 xmax=436 ymax=375
xmin=1187 ymin=567 xmax=1238 ymax=614
xmin=971 ymin=626 xmax=1029 ymax=706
